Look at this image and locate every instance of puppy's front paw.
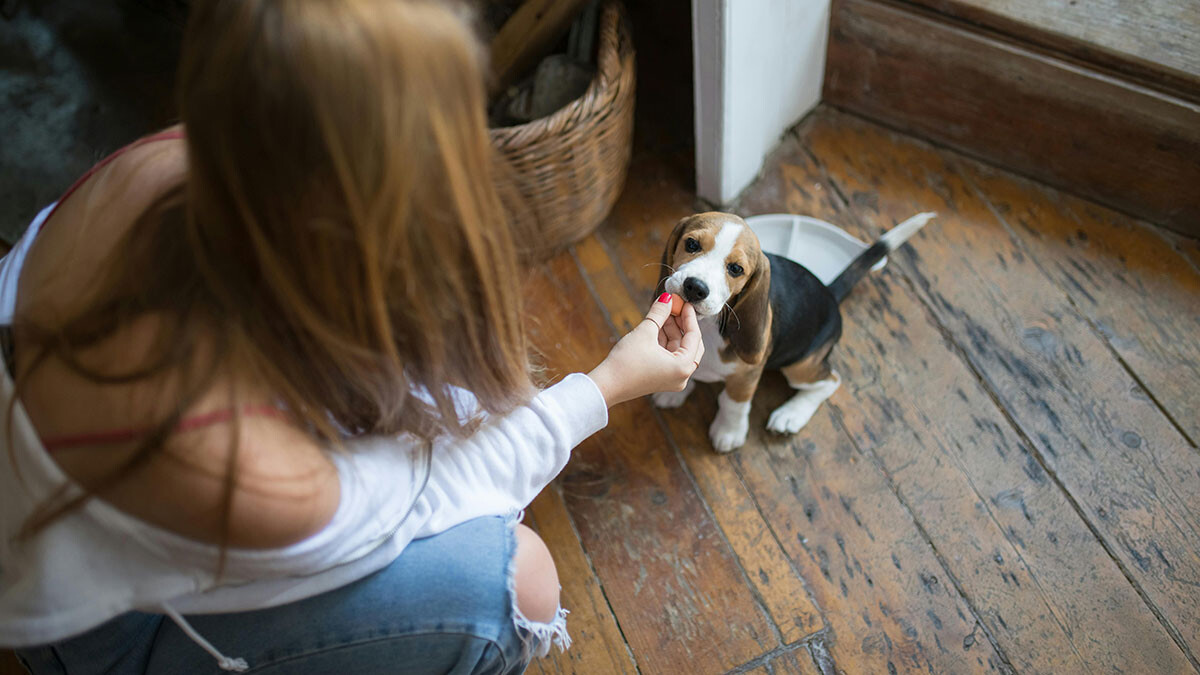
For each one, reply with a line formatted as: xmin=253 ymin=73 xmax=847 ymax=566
xmin=766 ymin=398 xmax=821 ymax=434
xmin=709 ymin=415 xmax=749 ymax=453
xmin=652 ymin=383 xmax=694 ymax=409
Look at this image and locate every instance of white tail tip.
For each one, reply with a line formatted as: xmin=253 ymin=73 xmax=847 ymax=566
xmin=880 ymin=212 xmax=936 ymax=251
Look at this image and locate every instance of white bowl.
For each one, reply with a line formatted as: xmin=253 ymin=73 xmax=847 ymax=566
xmin=744 ymin=213 xmax=885 ymax=286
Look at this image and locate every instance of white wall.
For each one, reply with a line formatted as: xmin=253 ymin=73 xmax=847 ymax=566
xmin=693 ymin=0 xmax=831 ymax=205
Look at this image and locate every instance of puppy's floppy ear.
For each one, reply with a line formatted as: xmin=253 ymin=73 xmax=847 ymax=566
xmin=723 ymin=251 xmax=771 ymax=364
xmin=654 ymin=216 xmax=693 ymax=297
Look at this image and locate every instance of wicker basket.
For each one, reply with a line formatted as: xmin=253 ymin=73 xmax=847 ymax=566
xmin=490 ymin=0 xmax=635 ymax=261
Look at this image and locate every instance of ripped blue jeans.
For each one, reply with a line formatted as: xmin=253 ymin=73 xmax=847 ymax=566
xmin=15 ymin=516 xmax=568 ymax=674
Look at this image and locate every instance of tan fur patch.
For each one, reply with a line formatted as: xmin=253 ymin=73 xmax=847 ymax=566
xmin=718 ymin=303 xmax=772 ymax=403
xmin=780 ymin=339 xmax=836 ymax=387
xmin=722 ymin=361 xmax=766 ymax=402
xmin=667 ymin=213 xmax=724 ymax=268
xmin=725 ymin=226 xmax=762 ymax=296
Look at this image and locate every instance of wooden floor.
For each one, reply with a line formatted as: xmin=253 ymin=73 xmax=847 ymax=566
xmin=518 ymin=106 xmax=1200 ymax=674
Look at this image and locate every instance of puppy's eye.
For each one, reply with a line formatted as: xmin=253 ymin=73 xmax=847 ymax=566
xmin=684 ymin=238 xmax=701 ymax=253
xmin=727 ymin=262 xmax=744 ymax=277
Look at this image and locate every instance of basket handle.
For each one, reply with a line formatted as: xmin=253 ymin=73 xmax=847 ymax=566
xmin=594 ymin=1 xmax=631 ymax=88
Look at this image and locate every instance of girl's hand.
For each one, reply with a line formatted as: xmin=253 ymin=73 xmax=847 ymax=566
xmin=587 ymin=293 xmax=705 ymax=407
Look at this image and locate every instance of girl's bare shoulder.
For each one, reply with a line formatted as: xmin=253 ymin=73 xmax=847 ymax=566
xmin=19 ymin=127 xmax=188 ymax=325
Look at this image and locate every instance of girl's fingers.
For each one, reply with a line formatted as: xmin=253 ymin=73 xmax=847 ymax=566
xmin=663 ymin=317 xmax=683 ymax=342
xmin=680 ymin=302 xmax=700 ymax=333
xmin=677 ymin=304 xmax=703 ymax=360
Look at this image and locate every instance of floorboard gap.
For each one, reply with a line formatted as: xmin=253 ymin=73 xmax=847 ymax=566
xmin=721 ymin=629 xmax=829 ymax=675
xmin=807 ymin=636 xmax=836 ymax=675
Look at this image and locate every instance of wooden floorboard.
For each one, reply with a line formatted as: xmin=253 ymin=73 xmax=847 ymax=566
xmin=519 ymin=105 xmax=1199 ymax=673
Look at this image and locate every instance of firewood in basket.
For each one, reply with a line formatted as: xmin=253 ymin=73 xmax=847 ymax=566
xmin=489 ymin=0 xmax=593 ymax=95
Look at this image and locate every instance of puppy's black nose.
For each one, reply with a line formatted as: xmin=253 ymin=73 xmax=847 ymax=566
xmin=682 ymin=277 xmax=709 ymax=303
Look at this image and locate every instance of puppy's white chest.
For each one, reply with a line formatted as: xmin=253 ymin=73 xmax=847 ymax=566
xmin=692 ymin=317 xmax=740 ymax=383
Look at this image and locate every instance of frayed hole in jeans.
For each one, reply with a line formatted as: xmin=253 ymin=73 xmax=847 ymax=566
xmin=505 ymin=510 xmax=571 ymax=661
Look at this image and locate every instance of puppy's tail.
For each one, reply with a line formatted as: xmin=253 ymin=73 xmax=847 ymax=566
xmin=827 ymin=212 xmax=935 ymax=303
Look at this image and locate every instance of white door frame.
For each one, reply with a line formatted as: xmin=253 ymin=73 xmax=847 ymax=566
xmin=692 ymin=0 xmax=832 ymax=205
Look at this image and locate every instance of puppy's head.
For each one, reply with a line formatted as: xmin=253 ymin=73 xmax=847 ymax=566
xmin=658 ymin=212 xmax=771 ymax=360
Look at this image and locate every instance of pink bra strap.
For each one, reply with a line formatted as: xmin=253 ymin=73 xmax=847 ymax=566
xmin=41 ymin=404 xmax=289 ymax=452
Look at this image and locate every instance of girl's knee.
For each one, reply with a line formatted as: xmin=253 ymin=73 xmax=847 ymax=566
xmin=512 ymin=524 xmax=559 ymax=623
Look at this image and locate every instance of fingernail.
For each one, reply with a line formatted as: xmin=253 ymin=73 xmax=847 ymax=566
xmin=658 ymin=292 xmax=671 ymax=304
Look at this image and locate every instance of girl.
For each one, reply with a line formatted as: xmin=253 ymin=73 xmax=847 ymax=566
xmin=0 ymin=1 xmax=702 ymax=673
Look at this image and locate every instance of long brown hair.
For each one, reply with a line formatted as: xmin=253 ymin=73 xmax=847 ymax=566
xmin=14 ymin=0 xmax=533 ymax=542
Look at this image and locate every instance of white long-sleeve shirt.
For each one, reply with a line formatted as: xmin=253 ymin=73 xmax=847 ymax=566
xmin=0 ymin=204 xmax=609 ymax=648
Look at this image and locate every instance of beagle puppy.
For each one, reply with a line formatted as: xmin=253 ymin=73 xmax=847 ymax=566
xmin=653 ymin=211 xmax=934 ymax=452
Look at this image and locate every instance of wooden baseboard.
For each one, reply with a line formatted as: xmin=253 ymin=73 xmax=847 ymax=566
xmin=900 ymin=0 xmax=1200 ymax=103
xmin=1 ymin=650 xmax=23 ymax=675
xmin=824 ymin=0 xmax=1200 ymax=236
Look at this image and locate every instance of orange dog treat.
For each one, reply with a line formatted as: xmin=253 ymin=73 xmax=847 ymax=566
xmin=670 ymin=294 xmax=684 ymax=316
